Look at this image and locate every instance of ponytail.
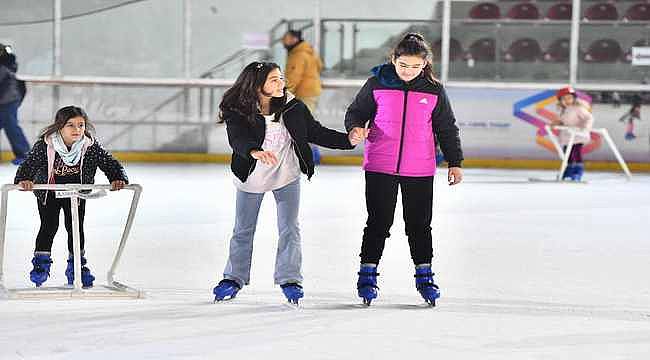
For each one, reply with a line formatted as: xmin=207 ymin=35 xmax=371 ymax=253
xmin=391 ymin=32 xmax=438 ymax=84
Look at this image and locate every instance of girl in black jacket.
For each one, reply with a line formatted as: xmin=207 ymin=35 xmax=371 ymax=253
xmin=15 ymin=106 xmax=128 ymax=288
xmin=213 ymin=62 xmax=358 ymax=305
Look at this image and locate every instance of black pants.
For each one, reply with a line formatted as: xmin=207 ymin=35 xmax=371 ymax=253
xmin=361 ymin=171 xmax=434 ymax=265
xmin=563 ymin=143 xmax=584 ymax=163
xmin=35 ymin=192 xmax=86 ymax=254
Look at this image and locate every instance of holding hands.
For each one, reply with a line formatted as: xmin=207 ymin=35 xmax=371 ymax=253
xmin=348 ymin=127 xmax=369 ymax=146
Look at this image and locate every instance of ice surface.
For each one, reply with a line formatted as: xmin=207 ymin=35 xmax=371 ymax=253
xmin=1 ymin=164 xmax=649 ymax=359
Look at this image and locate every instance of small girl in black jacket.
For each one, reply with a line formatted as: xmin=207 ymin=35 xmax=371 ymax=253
xmin=14 ymin=105 xmax=128 ymax=288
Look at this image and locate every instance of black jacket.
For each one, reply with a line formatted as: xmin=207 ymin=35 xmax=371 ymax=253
xmin=224 ymin=98 xmax=354 ymax=183
xmin=14 ymin=138 xmax=129 ymax=204
xmin=345 ymin=64 xmax=463 ymax=168
xmin=0 ymin=64 xmax=23 ymax=105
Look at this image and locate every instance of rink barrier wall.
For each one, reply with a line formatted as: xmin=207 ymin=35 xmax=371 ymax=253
xmin=3 ymin=151 xmax=648 ymax=172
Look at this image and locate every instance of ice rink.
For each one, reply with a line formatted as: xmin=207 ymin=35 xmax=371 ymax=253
xmin=0 ymin=163 xmax=649 ymax=359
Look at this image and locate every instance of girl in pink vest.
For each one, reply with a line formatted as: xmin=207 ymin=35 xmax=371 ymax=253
xmin=345 ymin=33 xmax=464 ymax=306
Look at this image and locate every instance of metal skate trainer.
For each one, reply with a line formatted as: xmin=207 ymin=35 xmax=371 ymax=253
xmin=0 ymin=184 xmax=144 ymax=299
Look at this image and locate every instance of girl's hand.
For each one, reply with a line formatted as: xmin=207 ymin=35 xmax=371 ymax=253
xmin=448 ymin=167 xmax=463 ymax=186
xmin=111 ymin=180 xmax=126 ymax=191
xmin=348 ymin=127 xmax=367 ymax=145
xmin=18 ymin=180 xmax=33 ymax=191
xmin=250 ymin=150 xmax=278 ymax=166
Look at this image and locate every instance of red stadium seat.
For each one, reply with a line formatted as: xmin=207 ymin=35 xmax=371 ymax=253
xmin=546 ymin=3 xmax=572 ymax=20
xmin=507 ymin=3 xmax=541 ymax=19
xmin=503 ymin=38 xmax=543 ymax=62
xmin=623 ymin=3 xmax=650 ymax=21
xmin=583 ymin=39 xmax=623 ymax=63
xmin=584 ymin=3 xmax=619 ymax=20
xmin=543 ymin=38 xmax=570 ymax=62
xmin=467 ymin=38 xmax=496 ymax=62
xmin=469 ymin=2 xmax=501 ymax=19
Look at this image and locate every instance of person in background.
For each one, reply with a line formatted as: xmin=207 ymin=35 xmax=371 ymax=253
xmin=282 ymin=30 xmax=324 ymax=164
xmin=619 ymin=101 xmax=641 ymax=140
xmin=0 ymin=43 xmax=30 ymax=165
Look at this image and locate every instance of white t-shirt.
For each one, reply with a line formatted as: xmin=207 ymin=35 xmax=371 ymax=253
xmin=235 ymin=114 xmax=301 ymax=193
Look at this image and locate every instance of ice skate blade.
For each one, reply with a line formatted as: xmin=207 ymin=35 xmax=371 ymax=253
xmin=528 ymin=177 xmax=588 ymax=184
xmin=63 ymin=283 xmax=94 ymax=290
xmin=284 ymin=300 xmax=301 ymax=309
xmin=213 ymin=295 xmax=237 ymax=303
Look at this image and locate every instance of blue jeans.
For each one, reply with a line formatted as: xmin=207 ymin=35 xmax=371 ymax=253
xmin=223 ymin=179 xmax=302 ymax=287
xmin=0 ymin=100 xmax=30 ymax=160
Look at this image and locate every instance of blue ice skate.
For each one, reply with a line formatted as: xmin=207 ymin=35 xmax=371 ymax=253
xmin=570 ymin=163 xmax=584 ymax=182
xmin=281 ymin=283 xmax=304 ymax=305
xmin=414 ymin=265 xmax=440 ymax=307
xmin=357 ymin=264 xmax=379 ymax=306
xmin=65 ymin=256 xmax=95 ymax=288
xmin=29 ymin=254 xmax=53 ymax=287
xmin=213 ymin=279 xmax=241 ymax=302
xmin=562 ymin=164 xmax=575 ymax=181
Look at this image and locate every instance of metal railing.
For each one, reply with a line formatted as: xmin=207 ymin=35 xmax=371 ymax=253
xmin=544 ymin=125 xmax=632 ymax=181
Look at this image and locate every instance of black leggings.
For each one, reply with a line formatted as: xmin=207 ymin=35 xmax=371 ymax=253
xmin=360 ymin=171 xmax=434 ymax=265
xmin=35 ymin=192 xmax=86 ymax=254
xmin=563 ymin=143 xmax=583 ymax=163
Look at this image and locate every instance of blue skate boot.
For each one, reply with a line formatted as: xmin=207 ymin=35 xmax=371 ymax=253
xmin=415 ymin=264 xmax=440 ymax=307
xmin=571 ymin=163 xmax=584 ymax=182
xmin=65 ymin=255 xmax=95 ymax=288
xmin=357 ymin=264 xmax=379 ymax=306
xmin=281 ymin=283 xmax=304 ymax=305
xmin=213 ymin=279 xmax=241 ymax=302
xmin=29 ymin=254 xmax=53 ymax=287
xmin=561 ymin=164 xmax=575 ymax=181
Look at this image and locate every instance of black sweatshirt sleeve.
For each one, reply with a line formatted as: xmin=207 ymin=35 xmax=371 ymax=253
xmin=95 ymin=142 xmax=129 ymax=183
xmin=344 ymin=79 xmax=377 ymax=132
xmin=14 ymin=140 xmax=46 ymax=183
xmin=302 ymin=103 xmax=354 ymax=150
xmin=432 ymin=87 xmax=463 ymax=168
xmin=224 ymin=112 xmax=262 ymax=160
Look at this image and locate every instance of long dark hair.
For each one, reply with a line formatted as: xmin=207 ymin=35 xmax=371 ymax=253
xmin=40 ymin=105 xmax=95 ymax=139
xmin=218 ymin=61 xmax=287 ymax=124
xmin=391 ymin=32 xmax=438 ymax=84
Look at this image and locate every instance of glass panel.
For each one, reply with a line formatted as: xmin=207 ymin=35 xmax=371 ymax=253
xmin=19 ymin=83 xmax=225 ymax=152
xmin=321 ymin=20 xmax=441 ymax=78
xmin=448 ymin=20 xmax=571 ymax=82
xmin=578 ymin=22 xmax=650 ymax=84
xmin=61 ymin=0 xmax=183 ymax=77
xmin=0 ymin=0 xmax=54 ymax=75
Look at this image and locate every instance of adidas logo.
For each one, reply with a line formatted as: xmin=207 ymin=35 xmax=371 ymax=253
xmin=419 ymin=98 xmax=428 ymax=104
